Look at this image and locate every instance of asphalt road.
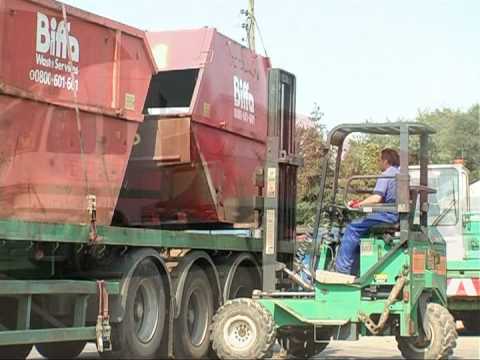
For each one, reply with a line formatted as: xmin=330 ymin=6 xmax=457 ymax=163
xmin=28 ymin=336 xmax=480 ymax=359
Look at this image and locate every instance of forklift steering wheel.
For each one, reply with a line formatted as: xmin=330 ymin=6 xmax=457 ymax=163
xmin=324 ymin=204 xmax=348 ymax=225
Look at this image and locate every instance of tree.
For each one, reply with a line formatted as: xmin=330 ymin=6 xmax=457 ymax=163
xmin=296 ymin=104 xmax=326 ymax=225
xmin=417 ymin=105 xmax=480 ymax=181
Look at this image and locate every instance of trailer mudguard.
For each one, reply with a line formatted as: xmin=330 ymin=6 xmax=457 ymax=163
xmin=172 ymin=250 xmax=222 ymax=318
xmin=216 ymin=252 xmax=261 ymax=302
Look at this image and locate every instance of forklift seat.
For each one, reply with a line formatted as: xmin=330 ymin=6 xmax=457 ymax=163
xmin=315 ymin=270 xmax=356 ymax=284
xmin=369 ymin=223 xmax=400 ymax=235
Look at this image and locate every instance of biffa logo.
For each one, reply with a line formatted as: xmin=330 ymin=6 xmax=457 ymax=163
xmin=233 ymin=76 xmax=255 ymax=125
xmin=36 ymin=12 xmax=80 ymax=63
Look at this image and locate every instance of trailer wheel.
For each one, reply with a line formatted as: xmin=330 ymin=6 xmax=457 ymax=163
xmin=229 ymin=267 xmax=256 ymax=299
xmin=105 ymin=259 xmax=166 ymax=359
xmin=0 ymin=345 xmax=33 ymax=359
xmin=0 ymin=298 xmax=33 ymax=359
xmin=396 ymin=303 xmax=457 ymax=359
xmin=174 ymin=265 xmax=214 ymax=359
xmin=35 ymin=341 xmax=86 ymax=359
xmin=279 ymin=327 xmax=329 ymax=359
xmin=211 ymin=298 xmax=276 ymax=359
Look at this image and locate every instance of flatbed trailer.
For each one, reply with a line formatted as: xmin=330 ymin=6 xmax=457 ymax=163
xmin=0 ymin=220 xmax=290 ymax=358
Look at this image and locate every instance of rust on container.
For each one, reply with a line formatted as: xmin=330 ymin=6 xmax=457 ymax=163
xmin=0 ymin=0 xmax=156 ymax=225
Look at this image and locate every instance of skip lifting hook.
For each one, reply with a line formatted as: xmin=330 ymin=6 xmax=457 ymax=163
xmin=87 ymin=194 xmax=98 ymax=243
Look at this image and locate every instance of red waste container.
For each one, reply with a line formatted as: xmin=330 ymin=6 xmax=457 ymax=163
xmin=0 ymin=0 xmax=156 ymax=225
xmin=115 ymin=28 xmax=272 ymax=228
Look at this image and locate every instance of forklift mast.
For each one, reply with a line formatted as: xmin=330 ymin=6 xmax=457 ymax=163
xmin=261 ymin=69 xmax=299 ymax=291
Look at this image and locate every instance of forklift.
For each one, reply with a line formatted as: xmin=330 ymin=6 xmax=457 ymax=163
xmin=211 ymin=122 xmax=458 ymax=359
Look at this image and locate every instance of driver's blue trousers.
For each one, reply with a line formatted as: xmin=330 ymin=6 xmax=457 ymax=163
xmin=335 ymin=212 xmax=398 ymax=275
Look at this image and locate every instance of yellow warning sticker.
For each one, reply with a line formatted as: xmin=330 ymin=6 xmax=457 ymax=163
xmin=265 ymin=209 xmax=276 ymax=255
xmin=374 ymin=273 xmax=388 ymax=283
xmin=266 ymin=168 xmax=277 ymax=198
xmin=125 ymin=93 xmax=136 ymax=111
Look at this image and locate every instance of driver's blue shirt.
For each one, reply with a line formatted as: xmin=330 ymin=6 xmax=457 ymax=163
xmin=335 ymin=165 xmax=400 ymax=275
xmin=373 ymin=165 xmax=400 ymax=204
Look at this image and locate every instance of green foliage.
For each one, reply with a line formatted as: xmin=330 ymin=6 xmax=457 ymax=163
xmin=296 ymin=104 xmax=327 ymax=226
xmin=341 ymin=138 xmax=382 ymax=177
xmin=417 ymin=105 xmax=480 ymax=181
xmin=339 ymin=138 xmax=382 ymax=196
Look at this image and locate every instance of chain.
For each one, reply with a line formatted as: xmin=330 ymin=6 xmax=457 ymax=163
xmin=359 ymin=275 xmax=407 ymax=335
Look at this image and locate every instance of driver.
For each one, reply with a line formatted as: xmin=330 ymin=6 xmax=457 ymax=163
xmin=335 ymin=148 xmax=400 ymax=275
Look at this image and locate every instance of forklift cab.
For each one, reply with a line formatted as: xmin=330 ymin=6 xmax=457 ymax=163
xmin=310 ymin=122 xmax=438 ymax=279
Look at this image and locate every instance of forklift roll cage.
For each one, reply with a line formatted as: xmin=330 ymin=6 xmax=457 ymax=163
xmin=310 ymin=123 xmax=436 ymax=276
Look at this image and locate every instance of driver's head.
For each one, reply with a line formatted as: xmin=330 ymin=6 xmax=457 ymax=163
xmin=380 ymin=148 xmax=400 ymax=171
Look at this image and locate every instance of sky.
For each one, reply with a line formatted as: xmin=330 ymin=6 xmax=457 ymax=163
xmin=63 ymin=0 xmax=479 ymax=129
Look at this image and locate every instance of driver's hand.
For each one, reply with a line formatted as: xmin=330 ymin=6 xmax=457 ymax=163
xmin=348 ymin=199 xmax=361 ymax=208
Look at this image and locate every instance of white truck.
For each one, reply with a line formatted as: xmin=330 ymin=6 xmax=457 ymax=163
xmin=411 ymin=164 xmax=479 ymax=334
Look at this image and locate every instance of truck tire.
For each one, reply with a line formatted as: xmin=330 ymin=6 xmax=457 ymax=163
xmin=0 ymin=345 xmax=33 ymax=359
xmin=35 ymin=341 xmax=86 ymax=359
xmin=228 ymin=267 xmax=256 ymax=299
xmin=211 ymin=298 xmax=276 ymax=359
xmin=104 ymin=259 xmax=166 ymax=359
xmin=396 ymin=303 xmax=457 ymax=359
xmin=0 ymin=298 xmax=33 ymax=359
xmin=174 ymin=265 xmax=214 ymax=359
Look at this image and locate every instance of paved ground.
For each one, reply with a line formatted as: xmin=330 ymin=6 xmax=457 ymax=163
xmin=29 ymin=336 xmax=480 ymax=359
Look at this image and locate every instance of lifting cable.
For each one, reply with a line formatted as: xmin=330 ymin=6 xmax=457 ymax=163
xmin=61 ymin=5 xmax=97 ymax=241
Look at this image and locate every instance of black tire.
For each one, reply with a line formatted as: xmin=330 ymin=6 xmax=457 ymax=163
xmin=174 ymin=265 xmax=214 ymax=359
xmin=228 ymin=267 xmax=256 ymax=299
xmin=396 ymin=303 xmax=457 ymax=359
xmin=0 ymin=345 xmax=33 ymax=359
xmin=104 ymin=259 xmax=166 ymax=359
xmin=0 ymin=298 xmax=33 ymax=359
xmin=35 ymin=341 xmax=86 ymax=359
xmin=279 ymin=327 xmax=329 ymax=359
xmin=211 ymin=298 xmax=276 ymax=360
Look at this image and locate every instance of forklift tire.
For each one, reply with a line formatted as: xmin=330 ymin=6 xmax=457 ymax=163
xmin=211 ymin=298 xmax=276 ymax=359
xmin=0 ymin=345 xmax=33 ymax=359
xmin=35 ymin=341 xmax=86 ymax=359
xmin=279 ymin=328 xmax=329 ymax=359
xmin=396 ymin=303 xmax=457 ymax=360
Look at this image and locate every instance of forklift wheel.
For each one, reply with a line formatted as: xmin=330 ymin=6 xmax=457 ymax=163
xmin=279 ymin=328 xmax=329 ymax=359
xmin=396 ymin=303 xmax=457 ymax=359
xmin=211 ymin=298 xmax=276 ymax=359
